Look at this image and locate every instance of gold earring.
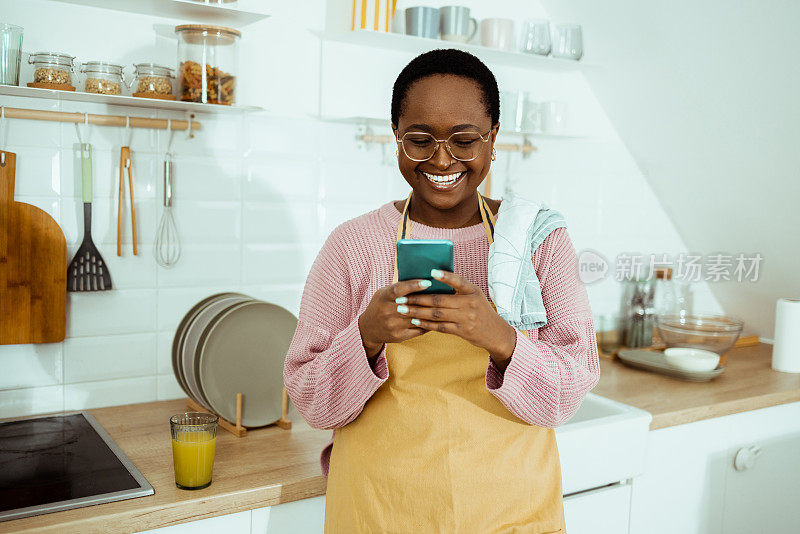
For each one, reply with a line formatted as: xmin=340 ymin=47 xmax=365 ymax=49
xmin=491 ymin=148 xmax=497 ymax=161
xmin=395 ymin=146 xmax=399 ymax=158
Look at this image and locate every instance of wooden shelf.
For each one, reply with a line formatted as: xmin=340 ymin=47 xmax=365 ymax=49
xmin=497 ymin=129 xmax=588 ymax=140
xmin=312 ymin=29 xmax=597 ymax=72
xmin=49 ymin=0 xmax=270 ymax=27
xmin=1 ymin=85 xmax=263 ymax=115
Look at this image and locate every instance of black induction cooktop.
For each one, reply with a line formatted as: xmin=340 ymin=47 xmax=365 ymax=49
xmin=0 ymin=412 xmax=153 ymax=522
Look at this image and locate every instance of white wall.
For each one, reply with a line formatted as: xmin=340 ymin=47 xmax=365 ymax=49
xmin=539 ymin=0 xmax=800 ymax=337
xmin=0 ymin=0 xmax=721 ymax=419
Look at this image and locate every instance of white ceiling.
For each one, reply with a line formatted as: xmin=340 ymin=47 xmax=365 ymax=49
xmin=540 ymin=0 xmax=800 ymax=337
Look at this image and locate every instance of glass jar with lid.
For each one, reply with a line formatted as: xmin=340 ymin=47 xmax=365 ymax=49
xmin=27 ymin=51 xmax=75 ymax=89
xmin=174 ymin=24 xmax=240 ymax=105
xmin=80 ymin=61 xmax=124 ymax=95
xmin=131 ymin=63 xmax=175 ymax=99
xmin=619 ymin=275 xmax=656 ymax=348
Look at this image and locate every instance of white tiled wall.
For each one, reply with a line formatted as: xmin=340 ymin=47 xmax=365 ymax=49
xmin=1 ymin=0 xmax=722 ymax=419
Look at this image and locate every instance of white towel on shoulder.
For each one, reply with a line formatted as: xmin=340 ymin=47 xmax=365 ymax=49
xmin=488 ymin=191 xmax=567 ymax=331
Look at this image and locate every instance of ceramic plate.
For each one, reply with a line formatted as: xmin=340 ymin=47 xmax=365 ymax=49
xmin=171 ymin=292 xmax=245 ymax=396
xmin=618 ymin=349 xmax=725 ymax=382
xmin=181 ymin=294 xmax=253 ymax=408
xmin=196 ymin=300 xmax=298 ymax=427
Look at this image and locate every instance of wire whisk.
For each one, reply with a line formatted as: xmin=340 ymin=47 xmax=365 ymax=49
xmin=155 ymin=154 xmax=181 ymax=267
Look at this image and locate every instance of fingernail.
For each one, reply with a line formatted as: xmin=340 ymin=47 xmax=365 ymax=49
xmin=430 ymin=269 xmax=443 ymax=279
xmin=419 ymin=280 xmax=432 ymax=288
xmin=397 ymin=305 xmax=409 ymax=314
xmin=395 ymin=296 xmax=407 ymax=304
xmin=411 ymin=318 xmax=421 ymax=326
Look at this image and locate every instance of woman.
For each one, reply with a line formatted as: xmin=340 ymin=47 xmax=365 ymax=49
xmin=284 ymin=49 xmax=599 ymax=533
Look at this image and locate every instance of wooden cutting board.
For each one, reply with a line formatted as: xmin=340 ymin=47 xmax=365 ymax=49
xmin=0 ymin=150 xmax=67 ymax=344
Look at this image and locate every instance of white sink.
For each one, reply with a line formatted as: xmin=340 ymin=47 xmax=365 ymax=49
xmin=555 ymin=393 xmax=652 ymax=495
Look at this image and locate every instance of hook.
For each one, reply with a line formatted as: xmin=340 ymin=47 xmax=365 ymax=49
xmin=165 ymin=118 xmax=175 ymax=155
xmin=186 ymin=114 xmax=194 ymax=139
xmin=123 ymin=115 xmax=133 ymax=148
xmin=75 ymin=112 xmax=91 ymax=145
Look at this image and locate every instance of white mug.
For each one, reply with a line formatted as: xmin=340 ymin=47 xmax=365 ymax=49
xmin=480 ymin=18 xmax=515 ymax=51
xmin=539 ymin=101 xmax=568 ymax=134
xmin=440 ymin=6 xmax=478 ymax=43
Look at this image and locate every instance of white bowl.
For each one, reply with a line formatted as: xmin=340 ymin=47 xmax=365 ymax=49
xmin=664 ymin=348 xmax=720 ymax=372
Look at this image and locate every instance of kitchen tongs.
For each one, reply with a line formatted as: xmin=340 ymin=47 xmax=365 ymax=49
xmin=117 ymin=146 xmax=137 ymax=256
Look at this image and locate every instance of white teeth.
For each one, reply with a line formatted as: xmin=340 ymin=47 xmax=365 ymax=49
xmin=423 ymin=171 xmax=464 ymax=185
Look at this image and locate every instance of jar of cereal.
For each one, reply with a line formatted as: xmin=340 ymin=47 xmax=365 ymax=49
xmin=131 ymin=63 xmax=175 ymax=100
xmin=80 ymin=61 xmax=124 ymax=95
xmin=27 ymin=51 xmax=75 ymax=90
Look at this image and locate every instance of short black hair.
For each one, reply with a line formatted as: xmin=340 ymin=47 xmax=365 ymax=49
xmin=391 ymin=49 xmax=500 ymax=126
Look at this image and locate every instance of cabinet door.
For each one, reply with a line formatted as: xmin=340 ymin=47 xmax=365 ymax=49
xmin=721 ymin=401 xmax=800 ymax=534
xmin=251 ymin=495 xmax=326 ymax=534
xmin=630 ymin=401 xmax=800 ymax=534
xmin=563 ymin=483 xmax=632 ymax=534
xmin=629 ymin=416 xmax=729 ymax=534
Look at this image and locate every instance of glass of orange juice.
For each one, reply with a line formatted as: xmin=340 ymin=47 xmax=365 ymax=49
xmin=170 ymin=412 xmax=219 ymax=490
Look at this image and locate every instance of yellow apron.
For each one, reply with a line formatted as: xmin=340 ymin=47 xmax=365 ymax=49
xmin=325 ymin=193 xmax=566 ymax=533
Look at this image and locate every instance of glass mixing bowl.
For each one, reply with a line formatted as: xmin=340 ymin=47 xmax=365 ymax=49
xmin=655 ymin=314 xmax=744 ymax=355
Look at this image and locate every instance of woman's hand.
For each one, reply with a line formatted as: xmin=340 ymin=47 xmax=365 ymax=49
xmin=396 ymin=269 xmax=518 ymax=367
xmin=358 ymin=279 xmax=433 ymax=358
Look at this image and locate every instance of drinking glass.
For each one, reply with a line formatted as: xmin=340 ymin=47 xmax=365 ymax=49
xmin=539 ymin=101 xmax=568 ymax=134
xmin=597 ymin=314 xmax=623 ymax=353
xmin=500 ymin=90 xmax=525 ymax=132
xmin=520 ymin=20 xmax=551 ymax=55
xmin=0 ymin=23 xmax=24 ymax=86
xmin=552 ymin=24 xmax=583 ymax=60
xmin=170 ymin=412 xmax=219 ymax=490
xmin=522 ymin=96 xmax=540 ymax=132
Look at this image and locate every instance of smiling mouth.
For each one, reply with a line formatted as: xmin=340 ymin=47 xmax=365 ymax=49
xmin=421 ymin=171 xmax=466 ymax=188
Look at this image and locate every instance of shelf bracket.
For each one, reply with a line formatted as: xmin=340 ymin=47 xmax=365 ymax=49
xmin=522 ymin=137 xmax=534 ymax=160
xmin=356 ymin=123 xmax=374 ymax=151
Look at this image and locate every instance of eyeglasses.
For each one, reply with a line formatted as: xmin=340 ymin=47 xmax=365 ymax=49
xmin=396 ymin=130 xmax=492 ymax=162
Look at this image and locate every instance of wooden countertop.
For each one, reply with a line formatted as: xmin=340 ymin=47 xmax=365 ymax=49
xmin=592 ymin=342 xmax=800 ymax=429
xmin=5 ymin=343 xmax=799 ymax=532
xmin=3 ymin=400 xmax=333 ymax=533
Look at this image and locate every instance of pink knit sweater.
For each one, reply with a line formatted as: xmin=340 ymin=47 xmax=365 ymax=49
xmin=283 ymin=201 xmax=600 ymax=478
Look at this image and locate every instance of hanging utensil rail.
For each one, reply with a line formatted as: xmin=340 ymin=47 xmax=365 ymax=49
xmin=0 ymin=106 xmax=201 ymax=132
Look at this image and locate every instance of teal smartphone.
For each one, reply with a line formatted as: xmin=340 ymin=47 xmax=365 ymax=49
xmin=396 ymin=239 xmax=454 ymax=294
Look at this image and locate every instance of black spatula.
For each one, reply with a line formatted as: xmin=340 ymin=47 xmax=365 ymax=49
xmin=67 ymin=143 xmax=112 ymax=291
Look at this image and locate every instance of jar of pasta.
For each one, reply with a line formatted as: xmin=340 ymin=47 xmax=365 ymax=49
xmin=27 ymin=51 xmax=75 ymax=90
xmin=80 ymin=61 xmax=124 ymax=95
xmin=174 ymin=24 xmax=240 ymax=105
xmin=131 ymin=63 xmax=175 ymax=100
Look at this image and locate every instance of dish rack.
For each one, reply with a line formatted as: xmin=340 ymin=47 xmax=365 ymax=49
xmin=186 ymin=387 xmax=292 ymax=437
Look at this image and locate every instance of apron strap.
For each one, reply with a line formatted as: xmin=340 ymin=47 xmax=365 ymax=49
xmin=476 ymin=192 xmax=496 ymax=245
